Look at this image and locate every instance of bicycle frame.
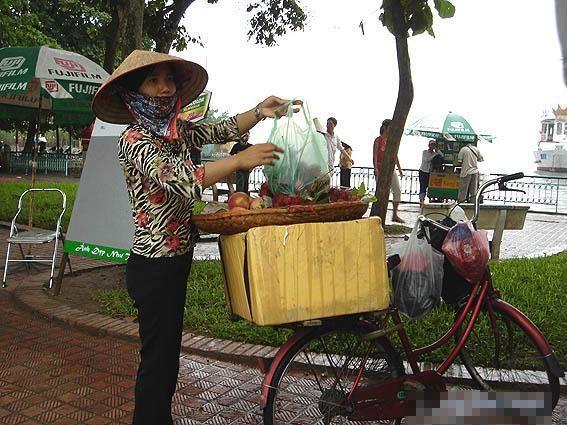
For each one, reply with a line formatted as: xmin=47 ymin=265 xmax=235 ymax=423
xmin=260 ymin=172 xmax=564 ymax=420
xmin=391 ymin=270 xmax=490 ymax=376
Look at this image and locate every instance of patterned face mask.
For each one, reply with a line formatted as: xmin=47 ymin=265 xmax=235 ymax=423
xmin=119 ymin=88 xmax=181 ymax=141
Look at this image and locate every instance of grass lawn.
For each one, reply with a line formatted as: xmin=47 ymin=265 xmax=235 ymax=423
xmin=0 ymin=181 xmax=207 ymax=232
xmin=96 ymin=252 xmax=567 ymax=367
xmin=0 ymin=181 xmax=78 ymax=231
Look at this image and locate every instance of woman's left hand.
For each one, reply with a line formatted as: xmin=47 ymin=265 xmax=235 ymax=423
xmin=259 ymin=96 xmax=303 ymax=119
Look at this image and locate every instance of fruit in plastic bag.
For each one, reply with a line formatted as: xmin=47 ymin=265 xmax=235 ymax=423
xmin=263 ymin=101 xmax=328 ymax=196
xmin=441 ymin=220 xmax=490 ymax=284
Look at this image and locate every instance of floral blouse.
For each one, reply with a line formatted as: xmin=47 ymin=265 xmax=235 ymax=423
xmin=118 ymin=117 xmax=240 ymax=258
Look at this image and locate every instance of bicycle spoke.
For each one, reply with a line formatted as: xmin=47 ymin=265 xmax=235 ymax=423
xmin=264 ymin=327 xmax=403 ymax=424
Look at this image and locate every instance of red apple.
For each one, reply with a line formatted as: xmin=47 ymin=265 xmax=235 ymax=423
xmin=249 ymin=197 xmax=264 ymax=210
xmin=228 ymin=192 xmax=251 ymax=210
xmin=229 ymin=206 xmax=249 ymax=212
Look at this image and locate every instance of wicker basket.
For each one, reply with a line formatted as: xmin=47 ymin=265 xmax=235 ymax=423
xmin=193 ymin=201 xmax=369 ymax=235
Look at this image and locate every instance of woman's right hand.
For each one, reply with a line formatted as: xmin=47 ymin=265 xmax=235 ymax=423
xmin=236 ymin=143 xmax=284 ymax=170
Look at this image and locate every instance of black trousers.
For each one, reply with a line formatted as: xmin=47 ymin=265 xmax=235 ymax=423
xmin=126 ymin=251 xmax=193 ymax=425
xmin=235 ymin=170 xmax=250 ymax=194
xmin=340 ymin=168 xmax=351 ymax=188
xmin=418 ymin=170 xmax=430 ymax=198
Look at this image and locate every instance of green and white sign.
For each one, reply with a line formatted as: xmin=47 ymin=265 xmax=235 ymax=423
xmin=63 ymin=121 xmax=133 ymax=263
xmin=0 ymin=46 xmax=108 ymax=125
xmin=179 ymin=90 xmax=211 ymax=123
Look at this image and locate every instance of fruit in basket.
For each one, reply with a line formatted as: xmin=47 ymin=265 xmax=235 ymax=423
xmin=228 ymin=192 xmax=251 ymax=210
xmin=229 ymin=206 xmax=249 ymax=212
xmin=249 ymin=197 xmax=264 ymax=210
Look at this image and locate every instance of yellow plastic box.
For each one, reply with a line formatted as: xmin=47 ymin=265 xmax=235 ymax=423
xmin=218 ymin=217 xmax=390 ymax=326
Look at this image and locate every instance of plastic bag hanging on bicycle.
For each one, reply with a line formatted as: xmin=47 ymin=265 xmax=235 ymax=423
xmin=392 ymin=222 xmax=444 ymax=318
xmin=442 ymin=220 xmax=490 ymax=285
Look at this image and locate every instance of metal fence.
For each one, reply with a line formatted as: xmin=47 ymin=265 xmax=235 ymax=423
xmin=245 ymin=167 xmax=567 ymax=215
xmin=8 ymin=153 xmax=83 ymax=176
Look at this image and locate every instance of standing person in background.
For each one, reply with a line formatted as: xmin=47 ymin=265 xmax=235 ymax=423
xmin=80 ymin=121 xmax=94 ymax=163
xmin=339 ymin=141 xmax=354 ymax=187
xmin=229 ymin=132 xmax=252 ymax=194
xmin=418 ymin=139 xmax=442 ymax=207
xmin=457 ymin=142 xmax=484 ymax=202
xmin=372 ymin=119 xmax=404 ymax=222
xmin=324 ymin=117 xmax=348 ymax=172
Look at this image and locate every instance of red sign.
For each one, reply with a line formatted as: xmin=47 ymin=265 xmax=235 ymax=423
xmin=44 ymin=80 xmax=59 ymax=92
xmin=54 ymin=57 xmax=86 ymax=72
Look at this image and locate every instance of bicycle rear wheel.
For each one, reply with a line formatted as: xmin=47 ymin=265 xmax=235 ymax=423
xmin=263 ymin=323 xmax=404 ymax=424
xmin=457 ymin=303 xmax=560 ymax=409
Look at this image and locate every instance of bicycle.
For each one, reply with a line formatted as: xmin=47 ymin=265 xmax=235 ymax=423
xmin=258 ymin=172 xmax=564 ymax=424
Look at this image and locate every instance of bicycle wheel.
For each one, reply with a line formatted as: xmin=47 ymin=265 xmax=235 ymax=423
xmin=263 ymin=323 xmax=404 ymax=424
xmin=456 ymin=304 xmax=560 ymax=408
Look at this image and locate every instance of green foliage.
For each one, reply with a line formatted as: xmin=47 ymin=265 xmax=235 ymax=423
xmin=247 ymin=0 xmax=307 ymax=46
xmin=29 ymin=0 xmax=111 ymax=65
xmin=379 ymin=0 xmax=455 ymax=38
xmin=202 ymin=107 xmax=230 ymax=124
xmin=96 ymin=253 xmax=567 ymax=367
xmin=0 ymin=0 xmax=59 ymax=47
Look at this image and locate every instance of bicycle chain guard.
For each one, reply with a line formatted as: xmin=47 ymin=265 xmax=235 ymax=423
xmin=348 ymin=370 xmax=446 ymax=421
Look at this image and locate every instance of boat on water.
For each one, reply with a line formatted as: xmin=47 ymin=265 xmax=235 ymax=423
xmin=534 ymin=106 xmax=567 ymax=172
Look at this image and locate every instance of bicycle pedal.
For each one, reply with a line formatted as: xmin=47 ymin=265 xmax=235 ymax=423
xmin=401 ymin=379 xmax=427 ymax=392
xmin=360 ymin=323 xmax=403 ymax=341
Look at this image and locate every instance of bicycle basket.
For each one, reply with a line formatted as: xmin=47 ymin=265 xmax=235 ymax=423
xmin=427 ymin=217 xmax=473 ymax=305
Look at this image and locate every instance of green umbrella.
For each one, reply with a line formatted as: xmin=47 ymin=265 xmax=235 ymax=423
xmin=0 ymin=46 xmax=109 ymax=125
xmin=404 ymin=111 xmax=494 ymax=143
xmin=0 ymin=46 xmax=108 ymax=228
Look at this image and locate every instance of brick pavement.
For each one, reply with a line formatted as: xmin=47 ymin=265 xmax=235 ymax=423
xmin=2 ymin=292 xmax=567 ymax=424
xmin=1 ymin=208 xmax=566 ymax=423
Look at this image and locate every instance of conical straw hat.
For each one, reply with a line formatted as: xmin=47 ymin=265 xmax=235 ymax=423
xmin=92 ymin=50 xmax=208 ymax=124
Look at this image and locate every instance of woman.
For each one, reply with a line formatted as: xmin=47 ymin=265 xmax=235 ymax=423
xmin=92 ymin=50 xmax=298 ymax=424
xmin=371 ymin=119 xmax=404 ymax=222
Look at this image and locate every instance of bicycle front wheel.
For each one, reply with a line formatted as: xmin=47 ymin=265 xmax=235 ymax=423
xmin=263 ymin=324 xmax=404 ymax=424
xmin=457 ymin=303 xmax=560 ymax=408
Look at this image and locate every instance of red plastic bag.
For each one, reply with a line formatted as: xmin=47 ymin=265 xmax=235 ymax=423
xmin=441 ymin=220 xmax=490 ymax=284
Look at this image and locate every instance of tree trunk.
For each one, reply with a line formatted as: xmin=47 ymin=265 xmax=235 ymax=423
xmin=103 ymin=0 xmax=144 ymax=73
xmin=22 ymin=121 xmax=36 ymax=154
xmin=153 ymin=0 xmax=196 ymax=53
xmin=370 ymin=0 xmax=414 ymax=222
xmin=122 ymin=0 xmax=144 ymax=55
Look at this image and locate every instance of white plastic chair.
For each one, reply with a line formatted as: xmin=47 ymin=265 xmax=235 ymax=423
xmin=2 ymin=188 xmax=66 ymax=289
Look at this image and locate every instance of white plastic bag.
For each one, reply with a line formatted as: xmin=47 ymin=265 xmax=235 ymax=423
xmin=392 ymin=222 xmax=444 ymax=319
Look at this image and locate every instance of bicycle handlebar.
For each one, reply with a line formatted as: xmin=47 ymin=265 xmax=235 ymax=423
xmin=498 ymin=172 xmax=524 ymax=184
xmin=472 ymin=172 xmax=524 ymax=223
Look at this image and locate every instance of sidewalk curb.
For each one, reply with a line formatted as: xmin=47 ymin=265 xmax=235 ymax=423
xmin=8 ymin=260 xmax=566 ymax=390
xmin=9 ymin=270 xmax=276 ymax=369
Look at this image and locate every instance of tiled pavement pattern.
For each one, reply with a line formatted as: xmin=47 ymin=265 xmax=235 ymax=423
xmin=0 ymin=291 xmax=268 ymax=424
xmin=2 ymin=292 xmax=567 ymax=424
xmin=3 ymin=290 xmax=567 ymax=424
xmin=0 ymin=206 xmax=566 ymax=424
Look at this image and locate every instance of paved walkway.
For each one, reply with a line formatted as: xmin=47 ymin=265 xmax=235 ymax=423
xmin=0 ymin=207 xmax=566 ymax=424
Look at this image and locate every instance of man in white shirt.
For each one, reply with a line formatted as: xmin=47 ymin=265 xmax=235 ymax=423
xmin=457 ymin=143 xmax=484 ymax=202
xmin=418 ymin=140 xmax=443 ymax=206
xmin=324 ymin=117 xmax=348 ymax=171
